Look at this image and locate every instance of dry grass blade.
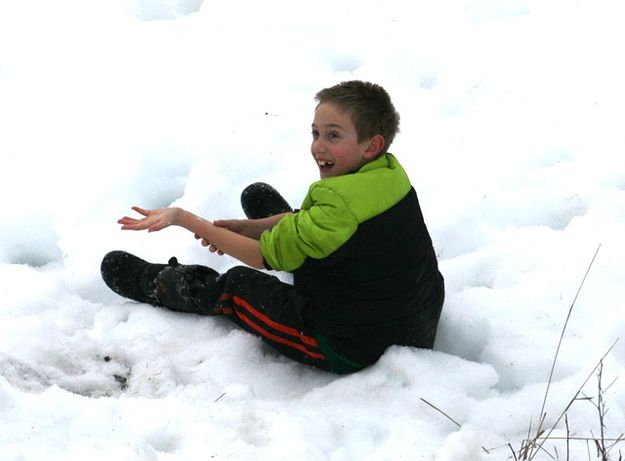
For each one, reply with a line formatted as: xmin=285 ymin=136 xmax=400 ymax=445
xmin=607 ymin=434 xmax=625 ymax=453
xmin=525 ymin=244 xmax=602 ymax=460
xmin=419 ymin=398 xmax=494 ymax=456
xmin=538 ymin=244 xmax=602 ymax=424
xmin=419 ymin=397 xmax=461 ymax=428
xmin=529 ymin=342 xmax=617 ymax=459
xmin=520 ymin=244 xmax=614 ymax=460
xmin=532 ymin=436 xmax=625 ymax=443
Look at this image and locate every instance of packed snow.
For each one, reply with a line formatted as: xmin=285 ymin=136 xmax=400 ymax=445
xmin=1 ymin=0 xmax=625 ymax=459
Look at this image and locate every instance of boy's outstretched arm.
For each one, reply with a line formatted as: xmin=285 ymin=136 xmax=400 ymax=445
xmin=118 ymin=206 xmax=266 ymax=269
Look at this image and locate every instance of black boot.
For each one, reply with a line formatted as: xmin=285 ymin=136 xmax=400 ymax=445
xmin=101 ymin=251 xmax=167 ymax=306
xmin=241 ymin=182 xmax=292 ymax=219
xmin=153 ymin=257 xmax=224 ymax=315
xmin=101 ymin=251 xmax=223 ymax=314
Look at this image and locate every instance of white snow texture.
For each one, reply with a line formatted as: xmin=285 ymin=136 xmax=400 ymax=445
xmin=1 ymin=0 xmax=625 ymax=460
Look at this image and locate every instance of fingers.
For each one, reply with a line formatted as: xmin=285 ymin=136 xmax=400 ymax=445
xmin=193 ymin=235 xmax=225 ymax=256
xmin=193 ymin=233 xmax=213 ymax=248
xmin=131 ymin=206 xmax=151 ymax=217
xmin=213 ymin=219 xmax=238 ymax=231
xmin=193 ymin=234 xmax=214 ymax=249
xmin=118 ymin=216 xmax=146 ymax=230
xmin=118 ymin=207 xmax=151 ymax=228
xmin=118 ymin=215 xmax=143 ymax=224
xmin=118 ymin=207 xmax=159 ymax=231
xmin=209 ymin=245 xmax=224 ymax=256
xmin=120 ymin=222 xmax=149 ymax=231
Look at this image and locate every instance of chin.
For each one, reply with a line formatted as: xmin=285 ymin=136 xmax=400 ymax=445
xmin=318 ymin=168 xmax=332 ymax=179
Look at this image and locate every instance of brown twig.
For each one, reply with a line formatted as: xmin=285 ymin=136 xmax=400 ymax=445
xmin=565 ymin=413 xmax=570 ymax=461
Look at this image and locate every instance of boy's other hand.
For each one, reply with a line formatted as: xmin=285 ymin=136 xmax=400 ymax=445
xmin=194 ymin=233 xmax=225 ymax=255
xmin=213 ymin=219 xmax=255 ymax=238
xmin=194 ymin=219 xmax=255 ymax=255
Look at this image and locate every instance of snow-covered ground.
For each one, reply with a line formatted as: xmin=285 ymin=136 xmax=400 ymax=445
xmin=1 ymin=0 xmax=624 ymax=459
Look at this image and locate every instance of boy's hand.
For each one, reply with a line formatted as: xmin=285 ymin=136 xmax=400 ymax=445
xmin=118 ymin=206 xmax=181 ymax=232
xmin=194 ymin=219 xmax=251 ymax=255
xmin=194 ymin=233 xmax=225 ymax=255
xmin=213 ymin=219 xmax=257 ymax=238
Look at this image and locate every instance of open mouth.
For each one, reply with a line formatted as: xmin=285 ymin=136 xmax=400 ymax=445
xmin=317 ymin=160 xmax=335 ymax=169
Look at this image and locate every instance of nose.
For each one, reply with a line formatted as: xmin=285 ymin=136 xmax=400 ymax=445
xmin=311 ymin=137 xmax=325 ymax=155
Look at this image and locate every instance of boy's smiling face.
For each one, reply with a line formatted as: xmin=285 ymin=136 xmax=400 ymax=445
xmin=311 ymin=103 xmax=382 ymax=179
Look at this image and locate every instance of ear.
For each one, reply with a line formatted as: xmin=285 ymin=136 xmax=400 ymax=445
xmin=363 ymin=134 xmax=385 ymax=159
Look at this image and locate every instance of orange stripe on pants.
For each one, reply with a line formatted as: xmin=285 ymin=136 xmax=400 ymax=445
xmin=232 ymin=295 xmax=320 ymax=348
xmin=233 ymin=310 xmax=325 ymax=360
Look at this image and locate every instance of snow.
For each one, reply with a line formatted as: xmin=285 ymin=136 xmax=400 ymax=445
xmin=1 ymin=0 xmax=625 ymax=459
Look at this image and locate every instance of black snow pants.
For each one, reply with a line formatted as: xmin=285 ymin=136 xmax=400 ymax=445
xmin=175 ymin=183 xmax=365 ymax=374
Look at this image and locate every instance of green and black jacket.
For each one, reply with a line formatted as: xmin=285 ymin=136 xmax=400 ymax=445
xmin=260 ymin=153 xmax=444 ymax=365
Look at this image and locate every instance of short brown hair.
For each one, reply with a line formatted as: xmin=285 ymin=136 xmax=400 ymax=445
xmin=315 ymin=81 xmax=400 ymax=153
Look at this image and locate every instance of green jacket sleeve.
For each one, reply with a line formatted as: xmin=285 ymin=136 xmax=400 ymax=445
xmin=259 ymin=153 xmax=412 ymax=272
xmin=260 ymin=185 xmax=358 ymax=272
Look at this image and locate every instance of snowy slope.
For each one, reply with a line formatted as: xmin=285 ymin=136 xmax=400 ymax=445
xmin=1 ymin=1 xmax=624 ymax=459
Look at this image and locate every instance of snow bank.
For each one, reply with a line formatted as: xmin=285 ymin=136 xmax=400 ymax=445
xmin=1 ymin=0 xmax=625 ymax=459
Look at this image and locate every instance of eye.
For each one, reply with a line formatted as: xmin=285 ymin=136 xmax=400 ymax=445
xmin=311 ymin=129 xmax=319 ymax=140
xmin=327 ymin=131 xmax=340 ymax=141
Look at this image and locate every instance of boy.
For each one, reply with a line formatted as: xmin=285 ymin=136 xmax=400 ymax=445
xmin=101 ymin=80 xmax=444 ymax=374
